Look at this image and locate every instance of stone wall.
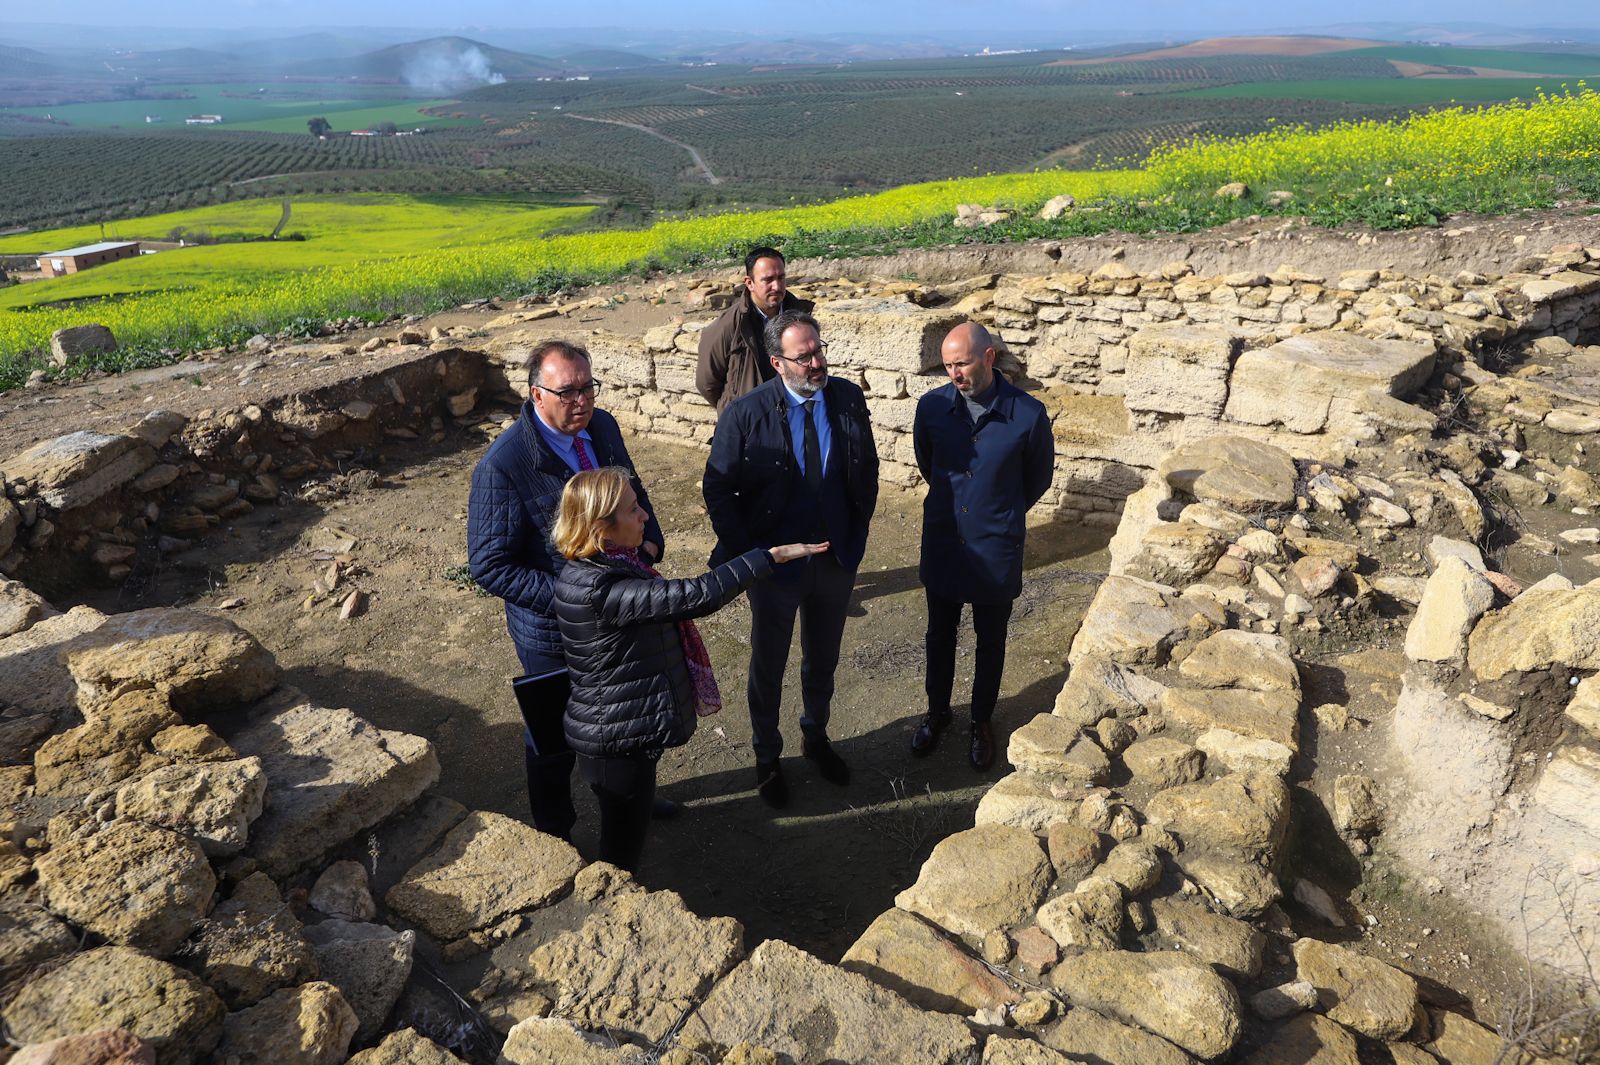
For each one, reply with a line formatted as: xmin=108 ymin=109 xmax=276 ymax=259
xmin=0 ymin=345 xmax=486 ymax=589
xmin=478 ymin=246 xmax=1600 ymax=531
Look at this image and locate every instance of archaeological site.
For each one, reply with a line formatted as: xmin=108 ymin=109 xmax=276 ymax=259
xmin=2 ymin=211 xmax=1598 ymax=1063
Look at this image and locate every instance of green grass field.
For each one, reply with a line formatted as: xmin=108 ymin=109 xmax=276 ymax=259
xmin=1181 ymin=78 xmax=1572 ymax=104
xmin=0 ymin=195 xmax=593 ymax=311
xmin=13 ymin=83 xmax=470 ymax=132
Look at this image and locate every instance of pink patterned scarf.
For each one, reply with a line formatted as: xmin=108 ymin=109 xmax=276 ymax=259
xmin=602 ymin=545 xmax=722 ymax=717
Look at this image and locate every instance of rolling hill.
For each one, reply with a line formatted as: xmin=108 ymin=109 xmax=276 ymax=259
xmin=284 ymin=36 xmax=563 ymax=87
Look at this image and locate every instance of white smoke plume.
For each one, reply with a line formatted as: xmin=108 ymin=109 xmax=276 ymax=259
xmin=402 ymin=42 xmax=507 ymax=93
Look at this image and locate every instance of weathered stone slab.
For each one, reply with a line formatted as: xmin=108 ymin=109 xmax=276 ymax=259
xmin=1197 ymin=728 xmax=1293 ymax=777
xmin=2 ymin=431 xmax=157 ymax=510
xmin=386 ymin=810 xmax=580 ymax=941
xmin=1150 ymin=897 xmax=1264 ymax=978
xmin=235 ymin=698 xmax=439 ymax=878
xmin=1054 ymin=654 xmax=1167 ymax=728
xmin=1292 ymin=938 xmax=1419 ymax=1040
xmin=115 ymin=756 xmax=267 ymax=855
xmin=304 ymin=920 xmax=415 ymax=1044
xmin=1239 ymin=1013 xmax=1360 ymax=1065
xmin=0 ymin=903 xmax=78 ymax=972
xmin=1467 ymin=585 xmax=1600 ymax=680
xmin=1124 ymin=522 xmax=1228 ymax=586
xmin=1160 ymin=687 xmax=1300 ymax=749
xmin=1178 ymin=630 xmax=1299 ymax=693
xmin=817 ymin=298 xmax=963 ymax=375
xmin=1048 ymin=950 xmax=1242 ymax=1059
xmin=65 ymin=607 xmax=279 ymax=718
xmin=4 ymin=946 xmax=225 ymax=1065
xmin=1532 ymin=745 xmax=1600 ymax=836
xmin=1036 ymin=876 xmax=1124 ymax=952
xmin=49 ymin=323 xmax=117 ymax=366
xmin=1159 ymin=436 xmax=1296 ymax=512
xmin=1068 ymin=577 xmax=1190 ymax=667
xmin=0 ymin=606 xmax=108 ymax=720
xmin=189 ymin=872 xmax=317 ymax=1009
xmin=501 ymin=1018 xmax=646 ymax=1064
xmin=842 ymin=906 xmax=1021 ymax=1015
xmin=1405 ymin=557 xmax=1496 ymax=663
xmin=1122 ymin=738 xmax=1204 ymax=787
xmin=1123 ymin=323 xmax=1240 ymax=418
xmin=1041 ymin=1006 xmax=1196 ymax=1065
xmin=1007 ymin=713 xmax=1110 ymax=783
xmin=215 ymin=981 xmax=357 ymax=1065
xmin=526 ymin=887 xmax=742 ymax=1044
xmin=975 ymin=771 xmax=1080 ymax=833
xmin=0 ymin=580 xmax=57 ymax=639
xmin=1176 ymin=853 xmax=1281 ymax=917
xmin=1145 ymin=772 xmax=1290 ymax=864
xmin=346 ymin=1029 xmax=467 ymax=1065
xmin=1225 ymin=332 xmax=1435 ymax=433
xmin=895 ymin=824 xmax=1053 ymax=939
xmin=678 ymin=939 xmax=978 ymax=1064
xmin=34 ymin=820 xmax=215 ymax=955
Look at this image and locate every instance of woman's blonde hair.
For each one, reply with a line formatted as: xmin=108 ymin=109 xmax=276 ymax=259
xmin=553 ymin=466 xmax=632 ymax=559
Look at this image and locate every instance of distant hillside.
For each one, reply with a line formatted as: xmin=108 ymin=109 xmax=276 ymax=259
xmin=285 ymin=36 xmax=561 ymax=89
xmin=695 ymin=37 xmax=960 ymax=64
xmin=1054 ymin=36 xmax=1382 ymax=63
xmin=555 ymin=48 xmax=664 ymax=71
xmin=0 ymin=44 xmax=64 ymax=76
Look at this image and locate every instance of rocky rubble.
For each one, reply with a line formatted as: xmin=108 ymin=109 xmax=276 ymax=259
xmin=3 ymin=241 xmax=1599 ymax=1063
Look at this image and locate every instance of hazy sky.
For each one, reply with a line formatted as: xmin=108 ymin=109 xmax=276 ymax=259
xmin=8 ymin=0 xmax=1600 ymax=34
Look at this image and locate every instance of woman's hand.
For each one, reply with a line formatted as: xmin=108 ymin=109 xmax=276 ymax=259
xmin=768 ymin=542 xmax=829 ymax=564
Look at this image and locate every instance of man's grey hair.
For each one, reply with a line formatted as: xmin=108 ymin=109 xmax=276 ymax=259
xmin=763 ymin=310 xmax=821 ymax=361
xmin=527 ymin=340 xmax=591 ymax=390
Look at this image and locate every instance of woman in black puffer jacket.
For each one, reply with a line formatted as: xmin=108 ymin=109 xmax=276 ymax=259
xmin=551 ymin=466 xmax=826 ymax=871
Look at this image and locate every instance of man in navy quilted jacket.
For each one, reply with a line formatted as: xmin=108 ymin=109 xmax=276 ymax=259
xmin=467 ymin=340 xmax=666 ymax=840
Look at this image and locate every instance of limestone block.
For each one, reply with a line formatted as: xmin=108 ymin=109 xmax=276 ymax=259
xmin=386 ymin=810 xmax=582 ymax=941
xmin=234 ymin=698 xmax=439 ymax=878
xmin=1239 ymin=1013 xmax=1359 ymax=1065
xmin=974 ymin=771 xmax=1080 ymax=833
xmin=49 ymin=323 xmax=117 ymax=367
xmin=347 ymin=1029 xmax=466 ymax=1065
xmin=1123 ymin=522 xmax=1227 ymax=586
xmin=841 ymin=907 xmax=1021 ymax=1015
xmin=1144 ymin=772 xmax=1290 ymax=865
xmin=1122 ymin=738 xmax=1204 ymax=788
xmin=4 ymin=946 xmax=225 ymax=1063
xmin=1160 ymin=687 xmax=1300 ymax=749
xmin=1150 ymin=897 xmax=1265 ymax=978
xmin=678 ymin=940 xmax=977 ymax=1064
xmin=1225 ymin=332 xmax=1435 ymax=433
xmin=1292 ymin=939 xmax=1419 ymax=1040
xmin=1197 ymin=728 xmax=1294 ymax=777
xmin=527 ymin=887 xmax=742 ymax=1044
xmin=304 ymin=920 xmax=415 ymax=1043
xmin=501 ymin=1019 xmax=645 ymax=1064
xmin=34 ymin=820 xmax=215 ymax=955
xmin=115 ymin=756 xmax=267 ymax=855
xmin=1468 ymin=583 xmax=1600 ymax=680
xmin=1405 ymin=557 xmax=1496 ymax=663
xmin=1041 ymin=1006 xmax=1195 ymax=1065
xmin=215 ymin=981 xmax=358 ymax=1065
xmin=1159 ymin=436 xmax=1297 ymax=511
xmin=1532 ymin=746 xmax=1600 ymax=837
xmin=0 ymin=904 xmax=78 ymax=972
xmin=1067 ymin=576 xmax=1190 ymax=668
xmin=1036 ymin=877 xmax=1124 ymax=952
xmin=1048 ymin=950 xmax=1242 ymax=1059
xmin=189 ymin=872 xmax=317 ymax=1009
xmin=1178 ymin=630 xmax=1299 ymax=693
xmin=3 ymin=431 xmax=157 ymax=510
xmin=895 ymin=824 xmax=1053 ymax=939
xmin=1123 ymin=323 xmax=1240 ymax=417
xmin=1007 ymin=713 xmax=1110 ymax=784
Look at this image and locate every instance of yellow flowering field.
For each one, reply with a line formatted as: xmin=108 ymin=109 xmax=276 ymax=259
xmin=2 ymin=86 xmax=1598 ymax=382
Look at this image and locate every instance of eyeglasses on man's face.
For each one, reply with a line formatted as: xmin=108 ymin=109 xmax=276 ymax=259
xmin=774 ymin=341 xmax=829 ymax=366
xmin=537 ymin=381 xmax=603 ymax=403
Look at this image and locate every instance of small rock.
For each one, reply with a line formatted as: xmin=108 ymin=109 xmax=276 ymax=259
xmin=1249 ymin=979 xmax=1319 ymax=1020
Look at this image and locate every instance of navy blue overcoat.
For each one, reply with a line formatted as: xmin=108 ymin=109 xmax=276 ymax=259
xmin=467 ymin=401 xmax=665 ymax=666
xmin=913 ymin=376 xmax=1055 ymax=605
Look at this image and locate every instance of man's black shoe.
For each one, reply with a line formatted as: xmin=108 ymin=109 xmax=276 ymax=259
xmin=802 ymin=734 xmax=851 ymax=786
xmin=910 ymin=712 xmax=952 ymax=757
xmin=756 ymin=760 xmax=788 ymax=808
xmin=969 ymin=721 xmax=996 ymax=772
xmin=651 ymin=797 xmax=681 ymax=820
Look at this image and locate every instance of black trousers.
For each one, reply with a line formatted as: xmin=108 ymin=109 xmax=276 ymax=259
xmin=576 ymin=752 xmax=658 ymax=873
xmin=925 ymin=590 xmax=1015 ymax=724
xmin=517 ymin=646 xmax=578 ymax=842
xmin=746 ymin=552 xmax=857 ymax=763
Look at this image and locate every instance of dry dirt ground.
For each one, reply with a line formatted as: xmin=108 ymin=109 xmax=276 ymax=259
xmin=64 ymin=411 xmax=1111 ymax=962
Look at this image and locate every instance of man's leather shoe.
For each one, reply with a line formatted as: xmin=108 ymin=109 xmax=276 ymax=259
xmin=651 ymin=797 xmax=681 ymax=820
xmin=969 ymin=721 xmax=995 ymax=772
xmin=802 ymin=734 xmax=850 ymax=786
xmin=756 ymin=760 xmax=788 ymax=808
xmin=910 ymin=712 xmax=951 ymax=757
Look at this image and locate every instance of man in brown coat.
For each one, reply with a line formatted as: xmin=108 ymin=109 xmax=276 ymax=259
xmin=696 ymin=246 xmax=815 ymax=414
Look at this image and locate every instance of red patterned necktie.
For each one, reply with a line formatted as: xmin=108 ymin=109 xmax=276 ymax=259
xmin=573 ymin=437 xmax=595 ymax=471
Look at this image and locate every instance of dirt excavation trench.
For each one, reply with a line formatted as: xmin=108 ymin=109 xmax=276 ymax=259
xmin=64 ymin=417 xmax=1113 ymax=963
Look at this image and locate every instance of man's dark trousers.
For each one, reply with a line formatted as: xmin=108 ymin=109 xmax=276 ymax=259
xmin=517 ymin=645 xmax=577 ymax=841
xmin=925 ymin=592 xmax=1014 ymax=723
xmin=747 ymin=552 xmax=855 ymax=763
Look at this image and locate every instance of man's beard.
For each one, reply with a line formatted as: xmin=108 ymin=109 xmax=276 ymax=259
xmin=793 ymin=372 xmax=826 ymax=395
